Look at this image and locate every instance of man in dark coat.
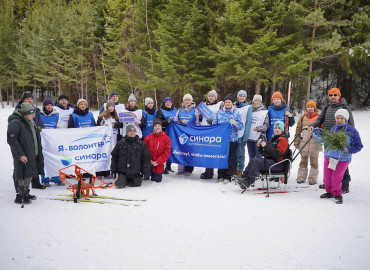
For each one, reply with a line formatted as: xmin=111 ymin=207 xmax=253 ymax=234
xmin=309 ymin=87 xmax=354 ymax=193
xmin=7 ymin=103 xmax=45 ymax=204
xmin=111 ymin=124 xmax=151 ymax=188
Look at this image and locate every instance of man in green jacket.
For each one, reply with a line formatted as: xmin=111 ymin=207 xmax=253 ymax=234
xmin=7 ymin=103 xmax=44 ymax=204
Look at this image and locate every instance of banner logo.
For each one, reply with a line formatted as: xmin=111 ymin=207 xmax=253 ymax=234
xmin=179 ymin=133 xmax=188 ymax=144
xmin=61 ymin=156 xmax=72 ymax=166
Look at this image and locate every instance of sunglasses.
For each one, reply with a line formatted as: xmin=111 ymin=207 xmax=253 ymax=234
xmin=329 ymin=94 xmax=338 ymax=97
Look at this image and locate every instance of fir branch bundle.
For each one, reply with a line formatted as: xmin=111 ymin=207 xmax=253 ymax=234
xmin=316 ymin=129 xmax=349 ymax=152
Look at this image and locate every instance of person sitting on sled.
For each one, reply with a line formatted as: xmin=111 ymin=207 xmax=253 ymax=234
xmin=237 ymin=120 xmax=289 ymax=190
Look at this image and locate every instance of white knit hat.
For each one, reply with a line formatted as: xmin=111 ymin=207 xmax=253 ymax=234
xmin=145 ymin=97 xmax=154 ymax=106
xmin=208 ymin=90 xmax=217 ymax=99
xmin=183 ymin=93 xmax=193 ymax=102
xmin=335 ymin=108 xmax=349 ymax=121
xmin=128 ymin=94 xmax=137 ymax=103
xmin=77 ymin=98 xmax=88 ymax=107
xmin=252 ymin=94 xmax=263 ymax=103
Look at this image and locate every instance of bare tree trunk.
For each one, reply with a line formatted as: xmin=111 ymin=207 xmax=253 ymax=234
xmin=11 ymin=81 xmax=14 ymax=107
xmin=58 ymin=76 xmax=62 ymax=97
xmin=33 ymin=79 xmax=37 ymax=107
xmin=306 ymin=0 xmax=318 ymax=103
xmin=272 ymin=80 xmax=276 ymax=92
xmin=0 ymin=84 xmax=4 ymax=108
xmin=54 ymin=80 xmax=57 ymax=101
xmin=255 ymin=77 xmax=261 ymax=94
xmin=85 ymin=75 xmax=89 ymax=106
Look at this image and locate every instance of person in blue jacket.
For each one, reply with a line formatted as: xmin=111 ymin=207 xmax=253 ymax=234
xmin=266 ymin=91 xmax=295 ymax=140
xmin=142 ymin=97 xmax=158 ymax=139
xmin=157 ymin=97 xmax=177 ymax=174
xmin=316 ymin=109 xmax=363 ymax=204
xmin=39 ymin=97 xmax=64 ymax=187
xmin=68 ymin=99 xmax=96 ymax=128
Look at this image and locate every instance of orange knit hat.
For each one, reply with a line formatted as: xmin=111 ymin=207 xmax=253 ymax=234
xmin=306 ymin=100 xmax=317 ymax=110
xmin=271 ymin=91 xmax=283 ymax=101
xmin=328 ymin=88 xmax=341 ymax=97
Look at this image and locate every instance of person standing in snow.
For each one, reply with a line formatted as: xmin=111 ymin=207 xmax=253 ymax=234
xmin=308 ymin=87 xmax=355 ymax=193
xmin=142 ymin=97 xmax=158 ymax=139
xmin=316 ymin=109 xmax=362 ymax=204
xmin=54 ymin=94 xmax=74 ymax=129
xmin=294 ymin=101 xmax=323 ymax=185
xmin=144 ymin=119 xmax=171 ymax=183
xmin=7 ymin=103 xmax=44 ymax=204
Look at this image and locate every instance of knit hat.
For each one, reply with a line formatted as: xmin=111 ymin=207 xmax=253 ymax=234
xmin=126 ymin=124 xmax=136 ymax=134
xmin=237 ymin=90 xmax=247 ymax=98
xmin=21 ymin=92 xmax=33 ymax=102
xmin=145 ymin=97 xmax=154 ymax=106
xmin=128 ymin=94 xmax=137 ymax=103
xmin=109 ymin=91 xmax=119 ymax=99
xmin=208 ymin=90 xmax=217 ymax=99
xmin=183 ymin=94 xmax=193 ymax=102
xmin=306 ymin=100 xmax=317 ymax=110
xmin=328 ymin=88 xmax=341 ymax=97
xmin=271 ymin=91 xmax=283 ymax=101
xmin=273 ymin=120 xmax=285 ymax=132
xmin=43 ymin=97 xmax=53 ymax=107
xmin=153 ymin=118 xmax=162 ymax=127
xmin=106 ymin=100 xmax=115 ymax=108
xmin=335 ymin=109 xmax=349 ymax=121
xmin=20 ymin=102 xmax=35 ymax=116
xmin=77 ymin=98 xmax=88 ymax=107
xmin=57 ymin=94 xmax=69 ymax=101
xmin=224 ymin=94 xmax=234 ymax=102
xmin=163 ymin=97 xmax=173 ymax=104
xmin=252 ymin=94 xmax=263 ymax=103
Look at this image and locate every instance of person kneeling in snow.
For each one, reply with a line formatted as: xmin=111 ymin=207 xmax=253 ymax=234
xmin=317 ymin=109 xmax=363 ymax=204
xmin=144 ymin=119 xmax=171 ymax=182
xmin=238 ymin=120 xmax=289 ymax=190
xmin=111 ymin=124 xmax=151 ymax=188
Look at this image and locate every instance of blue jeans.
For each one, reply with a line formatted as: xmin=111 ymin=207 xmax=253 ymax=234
xmin=235 ymin=140 xmax=247 ymax=171
xmin=41 ymin=175 xmax=61 ymax=183
xmin=247 ymin=141 xmax=262 ymax=159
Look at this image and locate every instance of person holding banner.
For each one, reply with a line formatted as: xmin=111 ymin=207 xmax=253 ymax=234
xmin=111 ymin=124 xmax=151 ymax=188
xmin=266 ymin=91 xmax=295 ymax=140
xmin=247 ymin=94 xmax=269 ymax=160
xmin=54 ymin=94 xmax=74 ymax=129
xmin=98 ymin=90 xmax=125 ymax=114
xmin=175 ymin=94 xmax=199 ymax=176
xmin=97 ymin=100 xmax=119 ymax=146
xmin=40 ymin=97 xmax=64 ymax=187
xmin=114 ymin=94 xmax=143 ymax=139
xmin=157 ymin=97 xmax=177 ymax=174
xmin=198 ymin=90 xmax=222 ymax=179
xmin=142 ymin=97 xmax=158 ymax=139
xmin=68 ymin=99 xmax=96 ymax=128
xmin=234 ymin=90 xmax=252 ymax=178
xmin=144 ymin=119 xmax=171 ymax=182
xmin=212 ymin=94 xmax=243 ymax=184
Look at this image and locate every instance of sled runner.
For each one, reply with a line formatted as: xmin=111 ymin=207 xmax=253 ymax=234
xmin=59 ymin=164 xmax=115 ymax=203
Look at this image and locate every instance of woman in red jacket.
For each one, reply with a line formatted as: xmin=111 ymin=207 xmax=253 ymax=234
xmin=144 ymin=119 xmax=172 ymax=182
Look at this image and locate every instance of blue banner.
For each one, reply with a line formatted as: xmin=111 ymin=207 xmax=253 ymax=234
xmin=119 ymin=112 xmax=136 ymax=122
xmin=168 ymin=123 xmax=231 ymax=169
xmin=196 ymin=102 xmax=214 ymax=120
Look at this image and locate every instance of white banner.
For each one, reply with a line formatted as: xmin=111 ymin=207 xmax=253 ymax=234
xmin=41 ymin=126 xmax=114 ymax=177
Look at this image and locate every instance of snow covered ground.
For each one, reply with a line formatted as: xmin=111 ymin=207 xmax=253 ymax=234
xmin=0 ymin=104 xmax=369 ymax=270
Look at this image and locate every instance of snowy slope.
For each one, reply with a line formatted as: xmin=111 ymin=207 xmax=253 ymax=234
xmin=0 ymin=104 xmax=369 ymax=270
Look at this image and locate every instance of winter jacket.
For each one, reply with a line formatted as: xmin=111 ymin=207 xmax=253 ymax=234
xmin=157 ymin=104 xmax=178 ymax=133
xmin=144 ymin=131 xmax=171 ymax=174
xmin=142 ymin=106 xmax=158 ymax=138
xmin=259 ymin=133 xmax=289 ymax=162
xmin=114 ymin=106 xmax=143 ymax=138
xmin=294 ymin=111 xmax=322 ymax=153
xmin=212 ymin=106 xmax=243 ymax=142
xmin=248 ymin=105 xmax=269 ymax=142
xmin=175 ymin=105 xmax=198 ymax=126
xmin=15 ymin=101 xmax=44 ymax=128
xmin=54 ymin=103 xmax=74 ymax=128
xmin=266 ymin=102 xmax=295 ymax=139
xmin=68 ymin=107 xmax=96 ymax=128
xmin=7 ymin=111 xmax=44 ymax=180
xmin=317 ymin=123 xmax=363 ymax=163
xmin=235 ymin=101 xmax=253 ymax=142
xmin=40 ymin=108 xmax=61 ymax=129
xmin=111 ymin=135 xmax=151 ymax=178
xmin=311 ymin=98 xmax=354 ymax=130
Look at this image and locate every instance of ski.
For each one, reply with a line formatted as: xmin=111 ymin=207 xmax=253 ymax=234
xmin=49 ymin=198 xmax=142 ymax=206
xmin=58 ymin=194 xmax=146 ymax=202
xmin=253 ymin=189 xmax=317 ymax=195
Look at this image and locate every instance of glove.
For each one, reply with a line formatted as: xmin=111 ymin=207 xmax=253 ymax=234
xmin=167 ymin=119 xmax=173 ymax=124
xmin=340 ymin=146 xmax=349 ymax=153
xmin=182 ymin=120 xmax=188 ymax=125
xmin=206 ymin=118 xmax=213 ymax=125
xmin=230 ymin=119 xmax=237 ymax=126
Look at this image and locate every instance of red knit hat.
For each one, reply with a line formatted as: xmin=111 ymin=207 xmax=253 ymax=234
xmin=271 ymin=91 xmax=283 ymax=101
xmin=328 ymin=88 xmax=341 ymax=97
xmin=306 ymin=100 xmax=317 ymax=110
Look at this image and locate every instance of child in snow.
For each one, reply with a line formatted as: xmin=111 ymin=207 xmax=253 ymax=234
xmin=318 ymin=109 xmax=363 ymax=204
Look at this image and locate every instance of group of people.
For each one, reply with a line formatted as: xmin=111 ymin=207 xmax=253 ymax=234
xmin=7 ymin=87 xmax=363 ymax=205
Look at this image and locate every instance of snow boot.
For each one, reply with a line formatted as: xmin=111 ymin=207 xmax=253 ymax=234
xmin=200 ymin=173 xmax=213 ymax=179
xmin=14 ymin=194 xmax=22 ymax=204
xmin=342 ymin=187 xmax=349 ymax=194
xmin=184 ymin=172 xmax=191 ymax=176
xmin=56 ymin=181 xmax=65 ymax=186
xmin=335 ymin=196 xmax=343 ymax=204
xmin=319 ymin=184 xmax=325 ymax=189
xmin=237 ymin=178 xmax=250 ymax=190
xmin=26 ymin=189 xmax=37 ymax=200
xmin=320 ymin=192 xmax=334 ymax=199
xmin=43 ymin=182 xmax=50 ymax=187
xmin=297 ymin=179 xmax=305 ymax=184
xmin=163 ymin=169 xmax=169 ymax=175
xmin=236 ymin=170 xmax=243 ymax=179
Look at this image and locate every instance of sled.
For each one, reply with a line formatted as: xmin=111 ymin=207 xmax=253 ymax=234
xmin=59 ymin=164 xmax=115 ymax=203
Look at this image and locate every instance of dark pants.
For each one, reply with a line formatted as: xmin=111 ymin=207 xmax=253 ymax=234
xmin=166 ymin=162 xmax=172 ymax=170
xmin=243 ymin=158 xmax=285 ymax=185
xmin=247 ymin=141 xmax=262 ymax=159
xmin=341 ymin=167 xmax=351 ymax=190
xmin=151 ymin=172 xmax=162 ymax=183
xmin=115 ymin=173 xmax=142 ymax=188
xmin=203 ymin=168 xmax=214 ymax=178
xmin=185 ymin=166 xmax=194 ymax=173
xmin=14 ymin=175 xmax=41 ymax=191
xmin=218 ymin=142 xmax=238 ymax=180
xmin=17 ymin=177 xmax=32 ymax=196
